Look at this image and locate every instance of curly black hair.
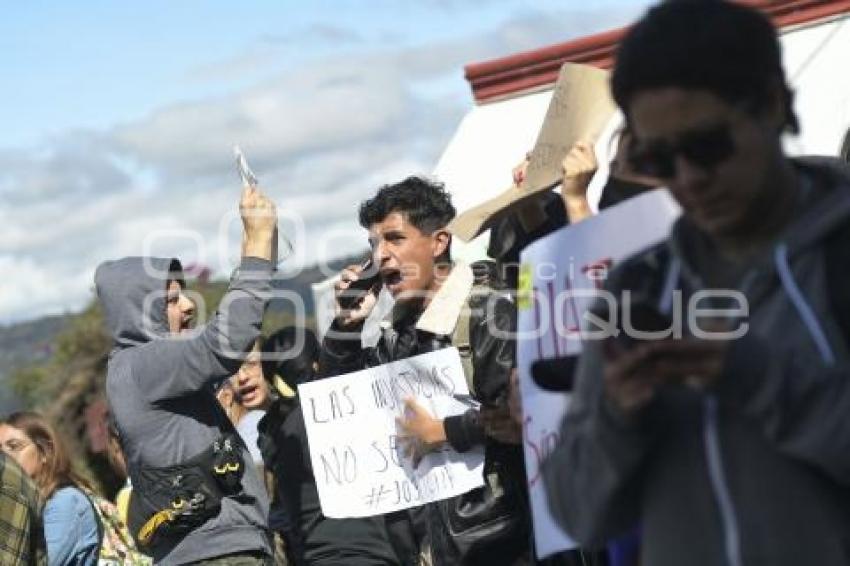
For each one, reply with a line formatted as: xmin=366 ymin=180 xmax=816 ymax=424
xmin=612 ymin=0 xmax=799 ymax=134
xmin=358 ymin=176 xmax=456 ymax=234
xmin=262 ymin=326 xmax=320 ymax=389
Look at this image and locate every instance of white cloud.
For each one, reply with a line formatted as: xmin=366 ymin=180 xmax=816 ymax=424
xmin=111 ymin=65 xmax=414 ymax=184
xmin=261 ymin=24 xmax=366 ymax=47
xmin=3 ymin=6 xmax=644 ymax=323
xmin=0 ymin=255 xmax=94 ymax=323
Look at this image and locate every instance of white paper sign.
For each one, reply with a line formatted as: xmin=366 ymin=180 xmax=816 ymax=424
xmin=518 ymin=189 xmax=681 ymax=558
xmin=299 ymin=348 xmax=485 ymax=518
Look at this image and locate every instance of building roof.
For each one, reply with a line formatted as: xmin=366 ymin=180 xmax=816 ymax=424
xmin=465 ymin=0 xmax=850 ymax=103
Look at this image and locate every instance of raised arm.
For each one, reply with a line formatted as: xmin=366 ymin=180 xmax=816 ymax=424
xmin=560 ymin=140 xmax=597 ymax=224
xmin=138 ymin=185 xmax=277 ymax=402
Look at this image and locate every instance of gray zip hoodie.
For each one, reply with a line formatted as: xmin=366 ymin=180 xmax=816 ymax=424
xmin=543 ymin=159 xmax=850 ymax=566
xmin=95 ymin=256 xmax=273 ymax=565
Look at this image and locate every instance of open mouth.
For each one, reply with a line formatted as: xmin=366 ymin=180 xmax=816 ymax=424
xmin=238 ymin=383 xmax=258 ymax=397
xmin=381 ymin=268 xmax=403 ymax=289
xmin=237 ymin=384 xmax=260 ymax=404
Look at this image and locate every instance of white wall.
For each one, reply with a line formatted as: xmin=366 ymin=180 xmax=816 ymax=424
xmin=781 ymin=15 xmax=850 ymax=156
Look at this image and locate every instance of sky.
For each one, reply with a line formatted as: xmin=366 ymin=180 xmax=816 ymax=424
xmin=0 ymin=0 xmax=654 ymax=324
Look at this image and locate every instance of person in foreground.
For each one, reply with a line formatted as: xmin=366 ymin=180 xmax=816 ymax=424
xmin=543 ymin=2 xmax=850 ymax=566
xmin=322 ymin=177 xmax=527 ymax=565
xmin=95 ymin=184 xmax=277 ymax=564
xmin=0 ymin=442 xmax=47 ymax=564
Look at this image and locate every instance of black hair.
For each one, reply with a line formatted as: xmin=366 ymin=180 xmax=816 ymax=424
xmin=612 ymin=0 xmax=799 ymax=133
xmin=168 ymin=258 xmax=186 ymax=288
xmin=262 ymin=326 xmax=320 ymax=389
xmin=358 ymin=176 xmax=456 ymax=234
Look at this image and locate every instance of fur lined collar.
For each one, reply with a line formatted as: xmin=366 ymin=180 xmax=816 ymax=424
xmin=384 ymin=262 xmax=474 ymax=337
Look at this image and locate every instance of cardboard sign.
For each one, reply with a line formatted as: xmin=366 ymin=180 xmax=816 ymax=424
xmin=517 ymin=189 xmax=681 ymax=558
xmin=299 ymin=348 xmax=485 ymax=518
xmin=449 ymin=63 xmax=616 ymax=242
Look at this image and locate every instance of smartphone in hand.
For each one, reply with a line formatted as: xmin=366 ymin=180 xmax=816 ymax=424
xmin=338 ymin=257 xmax=382 ymax=310
xmin=616 ymin=301 xmax=672 ymax=349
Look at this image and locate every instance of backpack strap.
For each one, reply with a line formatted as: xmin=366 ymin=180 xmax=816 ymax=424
xmin=80 ymin=488 xmax=106 ymax=558
xmin=447 ymin=260 xmax=508 ymax=397
xmin=450 ymin=282 xmax=505 ymax=397
xmin=451 ymin=300 xmax=475 ymax=396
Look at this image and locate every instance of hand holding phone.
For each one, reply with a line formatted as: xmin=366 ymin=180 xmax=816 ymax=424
xmin=337 ymin=257 xmax=382 ymax=310
xmin=334 ymin=259 xmax=381 ymax=327
xmin=616 ymin=301 xmax=673 ymax=349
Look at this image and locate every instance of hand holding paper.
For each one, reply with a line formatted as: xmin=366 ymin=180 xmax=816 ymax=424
xmin=512 ymin=153 xmax=532 ymax=186
xmin=233 ymin=145 xmax=291 ymax=264
xmin=397 ymin=397 xmax=447 ymax=467
xmin=448 ymin=63 xmax=616 ymax=242
xmin=561 ymin=141 xmax=597 ymax=195
xmin=298 ymin=348 xmax=485 ymax=518
xmin=561 ymin=141 xmax=597 ymax=223
xmin=238 ymin=175 xmax=277 ymax=262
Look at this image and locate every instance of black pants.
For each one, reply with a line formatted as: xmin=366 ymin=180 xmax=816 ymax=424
xmin=191 ymin=550 xmax=274 ymax=565
xmin=385 ymin=507 xmax=428 ymax=566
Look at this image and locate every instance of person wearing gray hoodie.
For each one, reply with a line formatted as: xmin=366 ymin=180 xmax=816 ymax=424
xmin=95 ymin=185 xmax=277 ymax=565
xmin=543 ymin=2 xmax=850 ymax=566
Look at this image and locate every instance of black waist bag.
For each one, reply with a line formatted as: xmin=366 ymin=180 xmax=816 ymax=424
xmin=128 ymin=434 xmax=245 ymax=550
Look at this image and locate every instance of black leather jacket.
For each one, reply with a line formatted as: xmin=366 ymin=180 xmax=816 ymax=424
xmin=257 ymin=398 xmax=400 ymax=566
xmin=319 ymin=261 xmax=528 ymax=565
xmin=318 ymin=261 xmax=516 ymax=451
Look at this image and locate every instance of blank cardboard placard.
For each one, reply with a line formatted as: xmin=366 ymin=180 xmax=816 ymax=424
xmin=449 ymin=63 xmax=616 ymax=242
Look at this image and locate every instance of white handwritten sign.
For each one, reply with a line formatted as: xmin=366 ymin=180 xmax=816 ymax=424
xmin=518 ymin=189 xmax=681 ymax=558
xmin=299 ymin=347 xmax=485 ymax=518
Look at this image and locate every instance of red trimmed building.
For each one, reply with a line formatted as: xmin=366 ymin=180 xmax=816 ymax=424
xmin=465 ymin=1 xmax=850 ymax=103
xmin=434 ymin=0 xmax=850 ymax=249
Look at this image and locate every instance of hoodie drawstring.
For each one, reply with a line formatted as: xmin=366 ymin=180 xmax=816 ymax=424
xmin=774 ymin=243 xmax=836 ymax=365
xmin=658 ymin=257 xmax=681 ymax=316
xmin=703 ymin=397 xmax=743 ymax=566
xmin=659 ymin=256 xmax=743 ymax=566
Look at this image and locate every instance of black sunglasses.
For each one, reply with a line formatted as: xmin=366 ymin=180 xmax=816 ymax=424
xmin=628 ymin=123 xmax=736 ymax=179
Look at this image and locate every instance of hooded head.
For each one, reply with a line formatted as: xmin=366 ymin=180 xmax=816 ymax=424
xmin=95 ymin=257 xmax=189 ymax=350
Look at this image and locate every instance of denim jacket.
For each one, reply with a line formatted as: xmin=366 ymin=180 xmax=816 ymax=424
xmin=44 ymin=487 xmax=99 ymax=566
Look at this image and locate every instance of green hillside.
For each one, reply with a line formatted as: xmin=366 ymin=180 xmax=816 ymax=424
xmin=2 ymin=254 xmax=361 ymax=496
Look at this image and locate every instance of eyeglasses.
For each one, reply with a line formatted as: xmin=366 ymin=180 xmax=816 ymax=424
xmin=1 ymin=439 xmax=34 ymax=454
xmin=628 ymin=123 xmax=736 ymax=179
